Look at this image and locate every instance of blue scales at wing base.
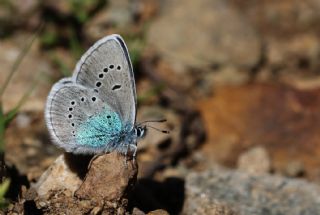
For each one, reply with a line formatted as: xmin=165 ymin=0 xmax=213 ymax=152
xmin=76 ymin=108 xmax=123 ymax=148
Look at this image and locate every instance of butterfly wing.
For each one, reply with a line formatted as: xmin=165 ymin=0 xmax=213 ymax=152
xmin=45 ymin=35 xmax=136 ymax=154
xmin=45 ymin=78 xmax=124 ymax=154
xmin=73 ymin=34 xmax=137 ymax=129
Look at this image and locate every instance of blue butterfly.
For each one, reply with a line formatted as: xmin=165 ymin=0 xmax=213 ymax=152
xmin=45 ymin=34 xmax=154 ymax=156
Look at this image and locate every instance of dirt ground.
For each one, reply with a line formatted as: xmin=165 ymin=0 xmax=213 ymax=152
xmin=2 ymin=0 xmax=320 ymax=214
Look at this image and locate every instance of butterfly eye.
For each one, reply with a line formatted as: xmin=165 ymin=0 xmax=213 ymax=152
xmin=98 ymin=73 xmax=104 ymax=78
xmin=70 ymin=101 xmax=76 ymax=105
xmin=69 ymin=107 xmax=73 ymax=111
xmin=103 ymin=68 xmax=108 ymax=73
xmin=109 ymin=64 xmax=114 ymax=69
xmin=136 ymin=127 xmax=145 ymax=137
xmin=91 ymin=97 xmax=96 ymax=102
xmin=136 ymin=128 xmax=141 ymax=136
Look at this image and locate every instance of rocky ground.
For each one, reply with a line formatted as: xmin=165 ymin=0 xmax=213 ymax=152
xmin=1 ymin=0 xmax=320 ymax=214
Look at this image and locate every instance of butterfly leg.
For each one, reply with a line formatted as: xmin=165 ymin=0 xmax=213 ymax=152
xmin=132 ymin=145 xmax=137 ymax=157
xmin=123 ymin=144 xmax=131 ymax=168
xmin=131 ymin=144 xmax=137 ymax=164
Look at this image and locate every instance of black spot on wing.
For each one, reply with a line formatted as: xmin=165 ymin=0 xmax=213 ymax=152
xmin=112 ymin=85 xmax=121 ymax=90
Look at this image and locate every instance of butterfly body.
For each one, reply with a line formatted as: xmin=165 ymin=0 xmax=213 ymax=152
xmin=45 ymin=34 xmax=145 ymax=156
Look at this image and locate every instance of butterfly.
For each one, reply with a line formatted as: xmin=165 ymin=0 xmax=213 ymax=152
xmin=45 ymin=34 xmax=151 ymax=157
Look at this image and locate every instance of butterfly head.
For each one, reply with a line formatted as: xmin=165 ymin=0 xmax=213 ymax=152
xmin=135 ymin=125 xmax=147 ymax=139
xmin=135 ymin=119 xmax=169 ymax=139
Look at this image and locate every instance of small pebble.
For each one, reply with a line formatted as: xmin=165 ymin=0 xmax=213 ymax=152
xmin=147 ymin=209 xmax=170 ymax=215
xmin=237 ymin=146 xmax=271 ymax=174
xmin=285 ymin=160 xmax=305 ymax=177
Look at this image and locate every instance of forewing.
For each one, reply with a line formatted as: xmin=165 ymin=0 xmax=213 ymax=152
xmin=73 ymin=34 xmax=136 ymax=128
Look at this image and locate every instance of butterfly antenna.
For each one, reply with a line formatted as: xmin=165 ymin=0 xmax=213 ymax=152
xmin=146 ymin=125 xmax=170 ymax=134
xmin=137 ymin=119 xmax=167 ymax=126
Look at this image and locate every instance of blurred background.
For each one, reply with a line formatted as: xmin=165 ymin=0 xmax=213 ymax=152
xmin=1 ymin=0 xmax=320 ymax=214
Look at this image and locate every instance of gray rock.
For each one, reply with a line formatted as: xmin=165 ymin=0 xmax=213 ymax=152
xmin=184 ymin=167 xmax=320 ymax=215
xmin=147 ymin=0 xmax=261 ymax=69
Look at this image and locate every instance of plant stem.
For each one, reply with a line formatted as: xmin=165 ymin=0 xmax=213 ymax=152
xmin=0 ymin=24 xmax=43 ymax=99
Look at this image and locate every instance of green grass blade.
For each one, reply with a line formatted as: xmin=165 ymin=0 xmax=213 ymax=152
xmin=4 ymin=77 xmax=38 ymax=128
xmin=0 ymin=179 xmax=10 ymax=209
xmin=0 ymin=179 xmax=10 ymax=197
xmin=0 ymin=23 xmax=43 ymax=99
xmin=0 ymin=104 xmax=4 ymax=153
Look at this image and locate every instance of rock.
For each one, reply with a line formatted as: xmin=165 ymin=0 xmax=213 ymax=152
xmin=184 ymin=167 xmax=320 ymax=215
xmin=15 ymin=113 xmax=32 ymax=129
xmin=132 ymin=207 xmax=146 ymax=215
xmin=237 ymin=146 xmax=271 ymax=174
xmin=32 ymin=154 xmax=84 ymax=198
xmin=198 ymin=83 xmax=320 ymax=182
xmin=147 ymin=0 xmax=261 ymax=69
xmin=32 ymin=152 xmax=138 ymax=214
xmin=185 ymin=199 xmax=235 ymax=215
xmin=284 ymin=160 xmax=305 ymax=177
xmin=75 ymin=153 xmax=138 ymax=202
xmin=147 ymin=209 xmax=170 ymax=215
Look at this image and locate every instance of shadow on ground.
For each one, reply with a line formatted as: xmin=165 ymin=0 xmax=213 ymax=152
xmin=129 ymin=177 xmax=185 ymax=214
